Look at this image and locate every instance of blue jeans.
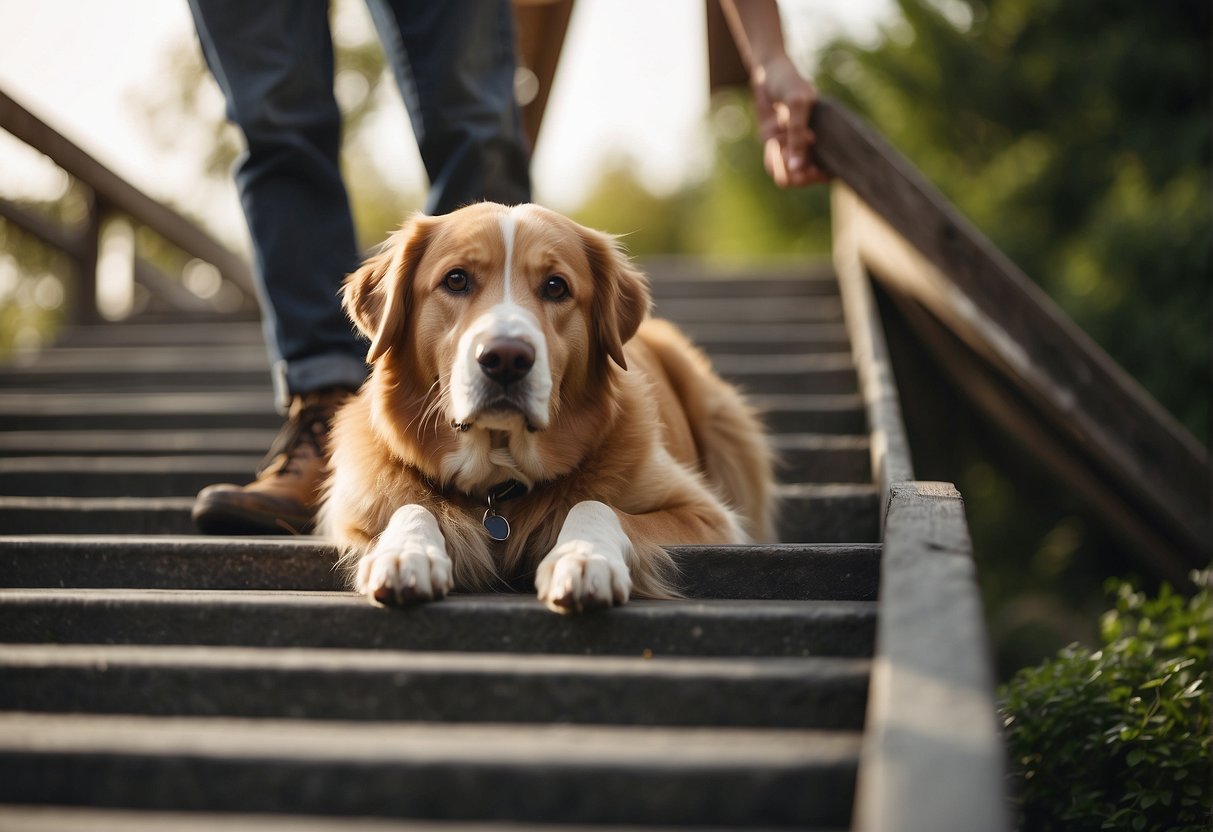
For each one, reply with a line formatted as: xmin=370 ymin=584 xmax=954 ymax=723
xmin=188 ymin=0 xmax=531 ymax=407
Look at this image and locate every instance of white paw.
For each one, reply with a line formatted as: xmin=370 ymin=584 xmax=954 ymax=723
xmin=357 ymin=505 xmax=452 ymax=607
xmin=536 ymin=501 xmax=632 ymax=614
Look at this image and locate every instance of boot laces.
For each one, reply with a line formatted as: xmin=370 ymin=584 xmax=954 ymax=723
xmin=258 ymin=402 xmax=333 ymax=478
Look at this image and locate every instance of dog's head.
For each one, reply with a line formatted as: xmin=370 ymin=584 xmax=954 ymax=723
xmin=343 ymin=202 xmax=650 ymax=441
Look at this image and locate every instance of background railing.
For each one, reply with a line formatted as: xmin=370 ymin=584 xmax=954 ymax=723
xmin=0 ymin=87 xmax=257 ymax=325
xmin=813 ymin=96 xmax=1211 ymax=587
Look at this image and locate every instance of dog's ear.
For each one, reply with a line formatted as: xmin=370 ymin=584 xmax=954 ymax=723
xmin=342 ymin=214 xmax=435 ymax=363
xmin=580 ymin=226 xmax=651 ymax=371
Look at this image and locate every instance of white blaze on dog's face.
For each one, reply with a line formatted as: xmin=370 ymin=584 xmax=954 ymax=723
xmin=343 ymin=202 xmax=649 ymax=463
xmin=447 ymin=204 xmax=556 ymax=431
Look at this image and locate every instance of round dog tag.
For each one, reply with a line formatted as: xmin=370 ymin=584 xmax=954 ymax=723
xmin=483 ymin=510 xmax=510 ymax=542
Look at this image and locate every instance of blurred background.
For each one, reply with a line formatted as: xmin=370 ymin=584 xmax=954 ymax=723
xmin=0 ymin=0 xmax=1208 ymax=679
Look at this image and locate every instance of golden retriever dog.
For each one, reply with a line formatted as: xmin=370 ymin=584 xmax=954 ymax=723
xmin=321 ymin=202 xmax=774 ymax=613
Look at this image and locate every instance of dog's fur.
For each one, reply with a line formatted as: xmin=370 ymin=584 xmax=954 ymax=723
xmin=321 ymin=202 xmax=775 ymax=612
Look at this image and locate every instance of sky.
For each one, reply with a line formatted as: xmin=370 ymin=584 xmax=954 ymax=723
xmin=0 ymin=0 xmax=893 ymax=248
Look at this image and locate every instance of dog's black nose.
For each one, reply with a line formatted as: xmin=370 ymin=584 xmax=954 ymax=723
xmin=476 ymin=337 xmax=535 ymax=386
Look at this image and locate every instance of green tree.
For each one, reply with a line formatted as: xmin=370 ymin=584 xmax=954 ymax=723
xmin=801 ymin=0 xmax=1211 ymax=672
xmin=815 ymin=0 xmax=1211 ymax=445
xmin=573 ymin=93 xmax=834 ymax=263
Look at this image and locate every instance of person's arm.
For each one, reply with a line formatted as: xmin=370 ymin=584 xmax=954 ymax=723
xmin=719 ymin=0 xmax=828 ymax=187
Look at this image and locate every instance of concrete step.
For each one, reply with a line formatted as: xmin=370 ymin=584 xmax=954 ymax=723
xmin=0 ymin=372 xmax=269 ymax=391
xmin=0 ymin=497 xmax=197 ymax=534
xmin=713 ymin=353 xmax=856 ymax=395
xmin=0 ymin=806 xmax=839 ymax=832
xmin=1 ymin=355 xmax=857 ymax=396
xmin=677 ymin=322 xmax=850 ymax=354
xmin=642 ymin=259 xmax=838 ymax=293
xmin=0 ymin=456 xmax=259 ymax=497
xmin=776 ymin=484 xmax=881 ymax=543
xmin=0 ymin=429 xmax=278 ymax=457
xmin=0 ymin=712 xmax=860 ymax=827
xmin=653 ymin=296 xmax=843 ymax=324
xmin=0 ymin=431 xmax=871 ymax=484
xmin=0 ymin=536 xmax=880 ymax=601
xmin=0 ymin=590 xmax=878 ymax=657
xmin=773 ymin=434 xmax=872 ymax=483
xmin=54 ymin=322 xmax=265 ymax=349
xmin=0 ymin=391 xmax=279 ymax=431
xmin=754 ymin=394 xmax=867 ymax=434
xmin=0 ymin=370 xmax=853 ymax=399
xmin=0 ymin=482 xmax=881 ymax=541
xmin=0 ymin=643 xmax=870 ymax=729
xmin=0 ymin=393 xmax=862 ymax=434
xmin=0 ymin=434 xmax=871 ymax=495
xmin=2 ymin=344 xmax=270 ymax=372
xmin=0 ymin=428 xmax=872 ymax=482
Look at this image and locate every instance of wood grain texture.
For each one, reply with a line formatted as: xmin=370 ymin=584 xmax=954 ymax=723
xmin=854 ymin=482 xmax=1009 ymax=832
xmin=818 ymin=100 xmax=1210 ymax=568
xmin=0 ymin=88 xmax=255 ymax=302
xmin=832 ymin=186 xmax=915 ymax=513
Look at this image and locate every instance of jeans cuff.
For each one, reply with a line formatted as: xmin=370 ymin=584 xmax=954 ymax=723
xmin=273 ymin=354 xmax=368 ymax=412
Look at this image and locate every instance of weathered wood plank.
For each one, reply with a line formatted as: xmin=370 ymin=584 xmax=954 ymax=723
xmin=890 ymin=293 xmax=1200 ymax=586
xmin=831 ymin=187 xmax=914 ymax=511
xmin=0 ymin=89 xmax=255 ymax=301
xmin=815 ymin=101 xmax=1210 ymax=567
xmin=853 ymin=481 xmax=1008 ymax=832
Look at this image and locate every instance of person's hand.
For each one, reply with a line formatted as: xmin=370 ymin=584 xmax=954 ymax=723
xmin=750 ymin=56 xmax=829 ymax=188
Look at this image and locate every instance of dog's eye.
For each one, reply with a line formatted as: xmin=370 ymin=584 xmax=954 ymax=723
xmin=541 ymin=275 xmax=570 ymax=301
xmin=443 ymin=269 xmax=470 ymax=294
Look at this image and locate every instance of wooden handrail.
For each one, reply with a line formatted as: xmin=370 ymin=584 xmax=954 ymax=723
xmin=0 ymin=87 xmax=256 ymax=322
xmin=813 ymin=97 xmax=1211 ymax=578
xmin=854 ymin=481 xmax=1009 ymax=832
xmin=832 ymin=185 xmax=915 ymax=513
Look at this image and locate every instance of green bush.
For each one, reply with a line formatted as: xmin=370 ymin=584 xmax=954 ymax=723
xmin=999 ymin=573 xmax=1211 ymax=831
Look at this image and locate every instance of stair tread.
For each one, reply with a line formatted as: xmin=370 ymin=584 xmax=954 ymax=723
xmin=0 ymin=805 xmax=837 ymax=832
xmin=0 ymin=714 xmax=860 ymax=825
xmin=0 ymin=456 xmax=261 ymax=473
xmin=0 ymin=587 xmax=876 ymax=615
xmin=0 ymin=536 xmax=879 ymax=600
xmin=0 ymin=710 xmax=861 ymax=766
xmin=0 ymin=430 xmax=277 ymax=455
xmin=652 ymin=297 xmax=843 ymax=323
xmin=0 ymin=641 xmax=869 ymax=676
xmin=0 ymin=589 xmax=877 ymax=657
xmin=0 ymin=391 xmax=276 ymax=415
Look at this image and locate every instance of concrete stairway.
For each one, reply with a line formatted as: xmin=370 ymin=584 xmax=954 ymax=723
xmin=0 ymin=265 xmax=882 ymax=829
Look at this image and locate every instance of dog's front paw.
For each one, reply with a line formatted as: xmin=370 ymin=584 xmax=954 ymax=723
xmin=536 ymin=501 xmax=632 ymax=614
xmin=536 ymin=540 xmax=631 ymax=613
xmin=356 ymin=505 xmax=452 ymax=607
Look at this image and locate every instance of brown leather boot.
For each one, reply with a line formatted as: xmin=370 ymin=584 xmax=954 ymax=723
xmin=192 ymin=387 xmax=353 ymax=535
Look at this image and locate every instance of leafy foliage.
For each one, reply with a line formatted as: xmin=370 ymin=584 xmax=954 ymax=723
xmin=572 ymin=93 xmax=832 ymax=262
xmin=815 ymin=0 xmax=1211 ymax=445
xmin=999 ymin=574 xmax=1212 ymax=831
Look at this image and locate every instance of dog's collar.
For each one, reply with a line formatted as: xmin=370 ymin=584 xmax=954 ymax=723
xmin=421 ymin=475 xmax=529 ymax=543
xmin=482 ymin=479 xmax=528 ymax=542
xmin=486 ymin=479 xmax=529 ymax=504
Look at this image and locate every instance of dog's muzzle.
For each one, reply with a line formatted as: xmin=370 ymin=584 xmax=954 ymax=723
xmin=476 ymin=337 xmax=535 ymax=388
xmin=450 ymin=306 xmax=553 ymax=431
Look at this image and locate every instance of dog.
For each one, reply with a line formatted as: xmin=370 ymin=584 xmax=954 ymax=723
xmin=320 ymin=202 xmax=775 ymax=613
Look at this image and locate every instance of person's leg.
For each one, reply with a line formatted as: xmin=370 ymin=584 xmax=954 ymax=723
xmin=188 ymin=0 xmax=367 ymax=404
xmin=365 ymin=0 xmax=532 ymax=214
xmin=187 ymin=0 xmax=364 ymax=534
